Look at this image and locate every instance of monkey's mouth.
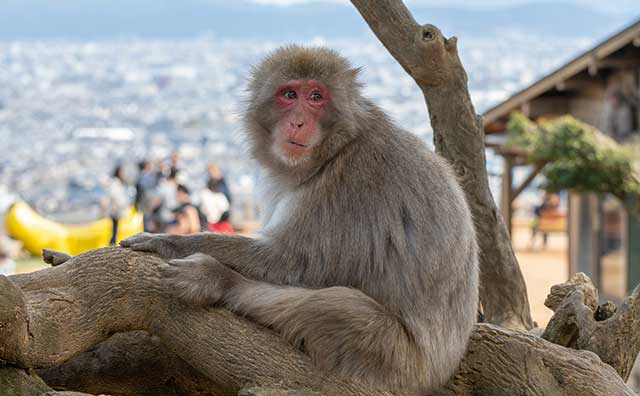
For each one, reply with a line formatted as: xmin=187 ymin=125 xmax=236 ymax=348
xmin=287 ymin=140 xmax=308 ymax=148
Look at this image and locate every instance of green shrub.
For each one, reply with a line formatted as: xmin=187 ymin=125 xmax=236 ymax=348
xmin=506 ymin=112 xmax=640 ymax=201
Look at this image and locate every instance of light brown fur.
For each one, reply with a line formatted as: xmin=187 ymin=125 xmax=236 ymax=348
xmin=122 ymin=46 xmax=479 ymax=395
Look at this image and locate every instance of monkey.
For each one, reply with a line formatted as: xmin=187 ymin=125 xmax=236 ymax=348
xmin=120 ymin=46 xmax=479 ymax=395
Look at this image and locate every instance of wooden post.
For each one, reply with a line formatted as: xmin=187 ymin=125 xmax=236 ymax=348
xmin=568 ymin=192 xmax=602 ymax=289
xmin=626 ymin=197 xmax=640 ymax=294
xmin=501 ymin=155 xmax=513 ymax=236
xmin=568 ymin=192 xmax=578 ymax=277
xmin=634 ymin=67 xmax=640 ymax=133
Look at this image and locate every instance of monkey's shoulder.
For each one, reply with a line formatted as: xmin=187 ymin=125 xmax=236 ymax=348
xmin=337 ymin=128 xmax=462 ymax=198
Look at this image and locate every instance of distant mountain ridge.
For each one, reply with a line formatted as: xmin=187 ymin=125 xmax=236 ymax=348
xmin=0 ymin=0 xmax=635 ymax=40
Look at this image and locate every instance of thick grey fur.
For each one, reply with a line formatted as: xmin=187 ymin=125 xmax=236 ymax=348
xmin=121 ymin=46 xmax=479 ymax=395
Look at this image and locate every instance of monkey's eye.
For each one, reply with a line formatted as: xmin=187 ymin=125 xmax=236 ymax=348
xmin=284 ymin=90 xmax=297 ymax=99
xmin=309 ymin=91 xmax=323 ymax=101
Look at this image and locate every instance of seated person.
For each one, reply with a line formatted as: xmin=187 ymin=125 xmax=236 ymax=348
xmin=531 ymin=192 xmax=563 ymax=249
xmin=166 ymin=184 xmax=203 ymax=235
xmin=200 ymin=178 xmax=233 ymax=234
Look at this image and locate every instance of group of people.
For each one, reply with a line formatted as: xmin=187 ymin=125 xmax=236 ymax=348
xmin=103 ymin=153 xmax=233 ymax=245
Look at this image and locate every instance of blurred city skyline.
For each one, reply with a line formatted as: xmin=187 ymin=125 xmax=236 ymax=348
xmin=1 ymin=1 xmax=637 ymax=221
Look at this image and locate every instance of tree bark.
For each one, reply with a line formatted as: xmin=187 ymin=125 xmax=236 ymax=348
xmin=0 ymin=367 xmax=51 ymax=396
xmin=1 ymin=248 xmax=387 ymax=396
xmin=0 ymin=248 xmax=635 ymax=396
xmin=0 ymin=366 xmax=96 ymax=396
xmin=543 ymin=273 xmax=640 ymax=381
xmin=350 ymin=0 xmax=533 ymax=330
xmin=37 ymin=331 xmax=223 ymax=396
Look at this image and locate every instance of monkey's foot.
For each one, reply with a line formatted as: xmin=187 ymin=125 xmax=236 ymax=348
xmin=162 ymin=253 xmax=241 ymax=307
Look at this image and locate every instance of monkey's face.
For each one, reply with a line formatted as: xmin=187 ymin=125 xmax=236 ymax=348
xmin=245 ymin=46 xmax=362 ymax=177
xmin=271 ymin=79 xmax=330 ymax=166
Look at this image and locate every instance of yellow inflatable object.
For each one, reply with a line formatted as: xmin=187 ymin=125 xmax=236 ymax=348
xmin=5 ymin=201 xmax=143 ymax=256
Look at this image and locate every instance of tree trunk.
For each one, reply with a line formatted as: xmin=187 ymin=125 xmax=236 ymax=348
xmin=350 ymin=0 xmax=533 ymax=330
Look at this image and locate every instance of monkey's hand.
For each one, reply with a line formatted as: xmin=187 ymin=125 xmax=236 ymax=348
xmin=162 ymin=253 xmax=242 ymax=307
xmin=120 ymin=232 xmax=191 ymax=260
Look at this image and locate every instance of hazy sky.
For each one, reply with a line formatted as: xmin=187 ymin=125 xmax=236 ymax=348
xmin=250 ymin=0 xmax=639 ymax=16
xmin=2 ymin=0 xmax=636 ymax=41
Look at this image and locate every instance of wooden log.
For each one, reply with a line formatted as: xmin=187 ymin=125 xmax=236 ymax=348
xmin=0 ymin=248 xmax=635 ymax=396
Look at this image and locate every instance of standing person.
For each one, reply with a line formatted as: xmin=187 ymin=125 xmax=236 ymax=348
xmin=135 ymin=160 xmax=158 ymax=231
xmin=200 ymin=178 xmax=233 ymax=234
xmin=168 ymin=151 xmax=182 ymax=178
xmin=166 ymin=184 xmax=204 ymax=235
xmin=135 ymin=160 xmax=158 ymax=209
xmin=154 ymin=168 xmax=179 ymax=230
xmin=103 ymin=165 xmax=130 ymax=246
xmin=207 ymin=162 xmax=232 ymax=221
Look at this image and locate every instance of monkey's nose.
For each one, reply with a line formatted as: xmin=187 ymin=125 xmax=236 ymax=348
xmin=290 ymin=121 xmax=304 ymax=129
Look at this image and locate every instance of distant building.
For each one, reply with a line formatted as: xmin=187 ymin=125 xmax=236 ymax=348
xmin=73 ymin=127 xmax=137 ymax=141
xmin=483 ymin=19 xmax=640 ymax=299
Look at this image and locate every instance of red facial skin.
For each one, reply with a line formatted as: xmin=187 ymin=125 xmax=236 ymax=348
xmin=274 ymin=80 xmax=330 ymax=158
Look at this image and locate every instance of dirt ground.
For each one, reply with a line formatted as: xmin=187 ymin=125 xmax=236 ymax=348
xmin=511 ymin=218 xmax=568 ymax=327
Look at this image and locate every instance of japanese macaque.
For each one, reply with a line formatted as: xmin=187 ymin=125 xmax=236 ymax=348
xmin=121 ymin=46 xmax=479 ymax=395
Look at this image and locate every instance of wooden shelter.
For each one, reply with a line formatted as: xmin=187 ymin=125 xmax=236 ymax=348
xmin=482 ymin=19 xmax=640 ymax=298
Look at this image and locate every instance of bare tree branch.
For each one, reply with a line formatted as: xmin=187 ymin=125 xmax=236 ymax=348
xmin=349 ymin=0 xmax=533 ymax=330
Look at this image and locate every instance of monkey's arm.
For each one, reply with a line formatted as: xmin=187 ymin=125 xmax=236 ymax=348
xmin=162 ymin=252 xmax=425 ymax=394
xmin=120 ymin=232 xmax=268 ymax=279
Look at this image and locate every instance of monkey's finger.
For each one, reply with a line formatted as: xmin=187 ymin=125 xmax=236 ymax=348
xmin=159 ymin=263 xmax=184 ymax=278
xmin=122 ymin=239 xmax=162 ymax=254
xmin=184 ymin=252 xmax=213 ymax=261
xmin=167 ymin=258 xmax=194 ymax=267
xmin=159 ymin=262 xmax=174 ymax=272
xmin=119 ymin=232 xmax=153 ymax=247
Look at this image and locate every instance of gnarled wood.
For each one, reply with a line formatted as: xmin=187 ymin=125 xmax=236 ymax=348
xmin=350 ymin=0 xmax=533 ymax=330
xmin=0 ymin=367 xmax=51 ymax=396
xmin=37 ymin=331 xmax=222 ymax=396
xmin=0 ymin=366 xmax=97 ymax=396
xmin=1 ymin=248 xmax=386 ymax=396
xmin=0 ymin=248 xmax=635 ymax=396
xmin=543 ymin=273 xmax=640 ymax=380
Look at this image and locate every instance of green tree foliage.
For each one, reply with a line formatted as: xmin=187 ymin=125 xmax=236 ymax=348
xmin=507 ymin=112 xmax=640 ymax=201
